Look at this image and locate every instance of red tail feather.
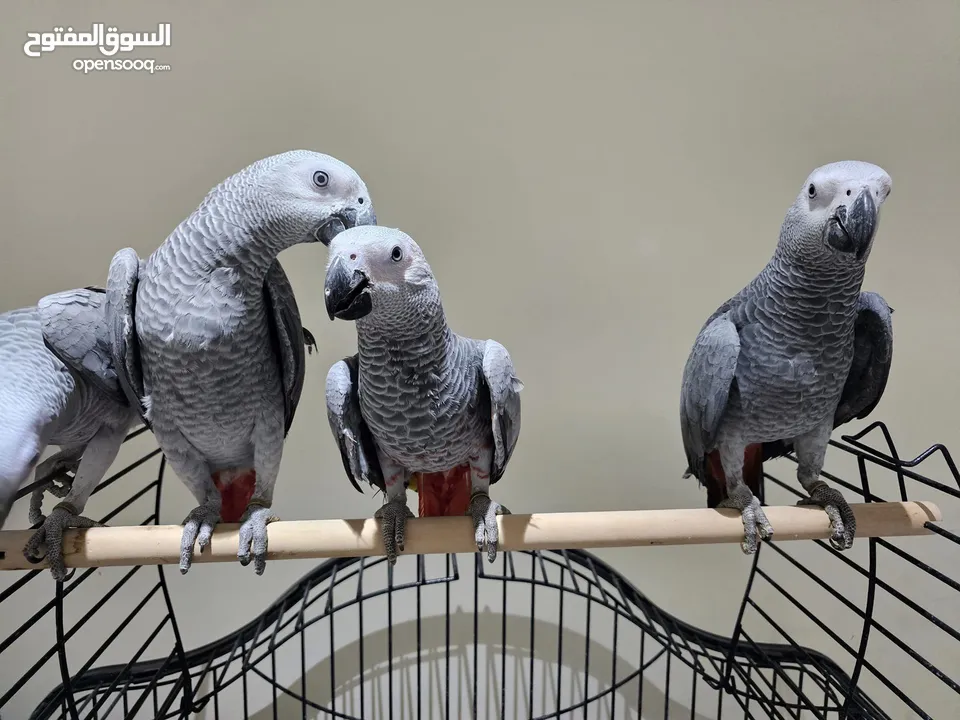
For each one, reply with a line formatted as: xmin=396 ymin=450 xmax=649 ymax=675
xmin=704 ymin=444 xmax=763 ymax=508
xmin=212 ymin=469 xmax=257 ymax=523
xmin=415 ymin=465 xmax=472 ymax=517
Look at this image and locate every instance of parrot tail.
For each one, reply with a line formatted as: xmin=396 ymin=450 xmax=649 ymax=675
xmin=704 ymin=444 xmax=764 ymax=509
xmin=413 ymin=465 xmax=473 ymax=517
xmin=211 ymin=468 xmax=257 ymax=523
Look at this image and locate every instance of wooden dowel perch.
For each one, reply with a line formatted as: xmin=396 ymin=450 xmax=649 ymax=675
xmin=0 ymin=501 xmax=942 ymax=572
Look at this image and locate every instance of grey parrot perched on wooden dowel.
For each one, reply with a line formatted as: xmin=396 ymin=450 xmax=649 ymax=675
xmin=105 ymin=150 xmax=376 ymax=575
xmin=680 ymin=161 xmax=894 ymax=554
xmin=323 ymin=226 xmax=523 ymax=565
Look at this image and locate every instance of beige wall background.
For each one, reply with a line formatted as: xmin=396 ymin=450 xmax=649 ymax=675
xmin=1 ymin=1 xmax=958 ymax=718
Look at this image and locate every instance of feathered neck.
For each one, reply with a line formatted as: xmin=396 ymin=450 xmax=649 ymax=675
xmin=356 ymin=283 xmax=451 ymax=362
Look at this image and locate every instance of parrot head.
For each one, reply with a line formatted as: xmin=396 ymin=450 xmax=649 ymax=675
xmin=210 ymin=149 xmax=377 ymax=247
xmin=323 ymin=226 xmax=435 ymax=322
xmin=780 ymin=160 xmax=892 ymax=267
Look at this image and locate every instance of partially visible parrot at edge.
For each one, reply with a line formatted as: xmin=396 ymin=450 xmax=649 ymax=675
xmin=0 ymin=288 xmax=141 ymax=581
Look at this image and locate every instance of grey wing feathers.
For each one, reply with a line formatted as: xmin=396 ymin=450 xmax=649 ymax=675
xmin=834 ymin=291 xmax=894 ymax=427
xmin=36 ymin=287 xmax=127 ymax=405
xmin=263 ymin=259 xmax=307 ymax=437
xmin=325 ymin=355 xmax=384 ymax=493
xmin=106 ymin=248 xmax=149 ymax=425
xmin=480 ymin=340 xmax=523 ymax=484
xmin=679 ymin=314 xmax=741 ymax=481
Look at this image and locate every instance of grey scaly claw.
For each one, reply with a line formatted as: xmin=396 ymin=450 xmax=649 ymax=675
xmin=180 ymin=502 xmax=221 ymax=574
xmin=375 ymin=498 xmax=414 ymax=565
xmin=23 ymin=502 xmax=102 ymax=581
xmin=468 ymin=491 xmax=509 ymax=563
xmin=238 ymin=503 xmax=278 ymax=575
xmin=28 ymin=452 xmax=82 ymax=525
xmin=718 ymin=485 xmax=773 ymax=555
xmin=28 ymin=477 xmax=74 ymax=526
xmin=798 ymin=482 xmax=856 ymax=551
xmin=35 ymin=450 xmax=82 ymax=486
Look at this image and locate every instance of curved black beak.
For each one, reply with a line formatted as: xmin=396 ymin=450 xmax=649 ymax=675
xmin=325 ymin=255 xmax=372 ymax=321
xmin=313 ymin=205 xmax=378 ymax=246
xmin=826 ymin=187 xmax=878 ymax=260
xmin=314 ymin=215 xmax=346 ymax=246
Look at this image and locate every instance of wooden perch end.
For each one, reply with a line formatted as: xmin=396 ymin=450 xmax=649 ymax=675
xmin=0 ymin=501 xmax=942 ymax=572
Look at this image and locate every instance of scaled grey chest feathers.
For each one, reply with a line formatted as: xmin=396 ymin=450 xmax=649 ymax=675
xmin=357 ymin=331 xmax=489 ymax=471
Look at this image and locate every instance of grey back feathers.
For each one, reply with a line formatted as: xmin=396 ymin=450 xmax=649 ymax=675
xmin=325 ymin=354 xmax=385 ymax=493
xmin=834 ymin=291 xmax=893 ymax=426
xmin=262 ymin=260 xmax=309 ymax=436
xmin=680 ymin=313 xmax=741 ymax=481
xmin=106 ymin=248 xmax=149 ymax=425
xmin=481 ymin=341 xmax=523 ymax=483
xmin=37 ymin=288 xmax=128 ymax=406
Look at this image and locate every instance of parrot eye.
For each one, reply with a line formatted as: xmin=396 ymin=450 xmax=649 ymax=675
xmin=313 ymin=171 xmax=329 ymax=188
xmin=807 ymin=183 xmax=817 ymax=199
xmin=391 ymin=246 xmax=404 ymax=262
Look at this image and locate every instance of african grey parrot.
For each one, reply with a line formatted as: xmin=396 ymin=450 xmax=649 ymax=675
xmin=680 ymin=160 xmax=894 ymax=554
xmin=0 ymin=288 xmax=140 ymax=581
xmin=323 ymin=226 xmax=523 ymax=564
xmin=105 ymin=150 xmax=376 ymax=575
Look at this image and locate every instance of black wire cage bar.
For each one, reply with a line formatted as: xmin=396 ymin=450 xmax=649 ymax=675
xmin=0 ymin=418 xmax=956 ymax=719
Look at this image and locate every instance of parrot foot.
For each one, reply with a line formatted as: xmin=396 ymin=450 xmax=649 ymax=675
xmin=718 ymin=485 xmax=773 ymax=554
xmin=23 ymin=502 xmax=102 ymax=582
xmin=180 ymin=502 xmax=221 ymax=574
xmin=238 ymin=503 xmax=278 ymax=575
xmin=28 ymin=452 xmax=82 ymax=525
xmin=375 ymin=498 xmax=415 ymax=565
xmin=798 ymin=482 xmax=856 ymax=551
xmin=468 ymin=491 xmax=510 ymax=563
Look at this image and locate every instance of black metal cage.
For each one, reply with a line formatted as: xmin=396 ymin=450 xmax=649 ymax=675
xmin=0 ymin=420 xmax=957 ymax=719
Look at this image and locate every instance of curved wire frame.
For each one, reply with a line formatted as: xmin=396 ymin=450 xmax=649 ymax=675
xmin=0 ymin=420 xmax=956 ymax=719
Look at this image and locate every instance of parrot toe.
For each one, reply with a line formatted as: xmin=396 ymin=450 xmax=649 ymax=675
xmin=238 ymin=504 xmax=276 ymax=575
xmin=34 ymin=451 xmax=81 ymax=488
xmin=375 ymin=498 xmax=414 ymax=565
xmin=718 ymin=485 xmax=772 ymax=555
xmin=23 ymin=502 xmax=101 ymax=582
xmin=28 ymin=455 xmax=81 ymax=526
xmin=468 ymin=492 xmax=509 ymax=563
xmin=798 ymin=483 xmax=856 ymax=551
xmin=180 ymin=502 xmax=221 ymax=574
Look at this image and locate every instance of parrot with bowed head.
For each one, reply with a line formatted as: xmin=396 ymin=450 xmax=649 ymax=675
xmin=680 ymin=160 xmax=894 ymax=554
xmin=106 ymin=150 xmax=375 ymax=575
xmin=0 ymin=288 xmax=140 ymax=581
xmin=324 ymin=226 xmax=523 ymax=564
